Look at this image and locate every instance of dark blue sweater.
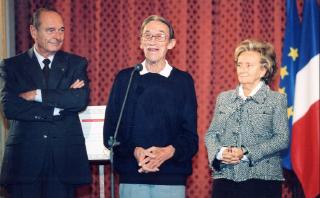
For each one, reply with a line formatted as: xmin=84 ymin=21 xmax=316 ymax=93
xmin=103 ymin=66 xmax=198 ymax=185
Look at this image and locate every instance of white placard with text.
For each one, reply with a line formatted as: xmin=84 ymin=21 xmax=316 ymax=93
xmin=79 ymin=105 xmax=109 ymax=161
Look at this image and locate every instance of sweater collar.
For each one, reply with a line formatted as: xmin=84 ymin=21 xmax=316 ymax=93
xmin=140 ymin=60 xmax=172 ymax=78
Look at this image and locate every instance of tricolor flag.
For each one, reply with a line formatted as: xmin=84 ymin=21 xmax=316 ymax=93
xmin=291 ymin=0 xmax=320 ymax=198
xmin=280 ymin=0 xmax=301 ymax=170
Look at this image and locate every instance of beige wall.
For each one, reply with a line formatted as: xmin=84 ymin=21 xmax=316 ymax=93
xmin=0 ymin=0 xmax=8 ymax=196
xmin=0 ymin=0 xmax=8 ymax=59
xmin=0 ymin=0 xmax=9 ymax=174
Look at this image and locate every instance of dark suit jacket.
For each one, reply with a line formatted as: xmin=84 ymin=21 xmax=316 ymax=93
xmin=0 ymin=48 xmax=92 ymax=185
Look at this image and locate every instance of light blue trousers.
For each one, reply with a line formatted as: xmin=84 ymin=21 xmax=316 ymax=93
xmin=119 ymin=184 xmax=186 ymax=198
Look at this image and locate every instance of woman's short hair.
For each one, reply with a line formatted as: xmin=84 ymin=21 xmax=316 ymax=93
xmin=140 ymin=15 xmax=175 ymax=39
xmin=234 ymin=39 xmax=277 ymax=84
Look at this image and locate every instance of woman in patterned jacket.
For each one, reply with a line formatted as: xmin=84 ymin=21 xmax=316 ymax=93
xmin=205 ymin=39 xmax=289 ymax=198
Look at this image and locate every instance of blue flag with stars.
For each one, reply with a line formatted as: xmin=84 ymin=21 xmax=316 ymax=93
xmin=280 ymin=0 xmax=301 ymax=170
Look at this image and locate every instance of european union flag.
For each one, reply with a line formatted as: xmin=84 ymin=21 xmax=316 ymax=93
xmin=280 ymin=0 xmax=301 ymax=170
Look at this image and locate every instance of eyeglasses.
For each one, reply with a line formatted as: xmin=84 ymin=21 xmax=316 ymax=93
xmin=141 ymin=33 xmax=167 ymax=42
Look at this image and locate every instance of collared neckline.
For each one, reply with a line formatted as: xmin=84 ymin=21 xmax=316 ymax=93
xmin=231 ymin=81 xmax=269 ymax=104
xmin=33 ymin=46 xmax=55 ymax=69
xmin=139 ymin=60 xmax=172 ymax=78
xmin=239 ymin=81 xmax=264 ymax=100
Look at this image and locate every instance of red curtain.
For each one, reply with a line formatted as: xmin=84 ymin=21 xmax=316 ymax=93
xmin=13 ymin=0 xmax=305 ymax=197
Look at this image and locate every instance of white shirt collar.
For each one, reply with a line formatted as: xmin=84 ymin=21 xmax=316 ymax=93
xmin=139 ymin=60 xmax=173 ymax=78
xmin=33 ymin=46 xmax=55 ymax=69
xmin=239 ymin=81 xmax=264 ymax=100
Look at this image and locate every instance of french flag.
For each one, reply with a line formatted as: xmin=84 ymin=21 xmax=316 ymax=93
xmin=291 ymin=0 xmax=320 ymax=198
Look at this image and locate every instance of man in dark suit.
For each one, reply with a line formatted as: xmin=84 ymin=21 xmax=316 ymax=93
xmin=0 ymin=8 xmax=91 ymax=197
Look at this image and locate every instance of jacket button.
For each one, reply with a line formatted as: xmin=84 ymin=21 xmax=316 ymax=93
xmin=43 ymin=135 xmax=48 ymax=138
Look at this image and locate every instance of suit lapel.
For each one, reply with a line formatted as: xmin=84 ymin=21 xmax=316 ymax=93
xmin=26 ymin=48 xmax=46 ymax=89
xmin=49 ymin=51 xmax=68 ymax=89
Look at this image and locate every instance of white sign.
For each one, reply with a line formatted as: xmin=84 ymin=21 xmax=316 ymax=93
xmin=79 ymin=105 xmax=109 ymax=161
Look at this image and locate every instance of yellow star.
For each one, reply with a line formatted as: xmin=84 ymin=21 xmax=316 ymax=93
xmin=287 ymin=106 xmax=294 ymax=119
xmin=288 ymin=47 xmax=299 ymax=61
xmin=280 ymin=66 xmax=289 ymax=79
xmin=278 ymin=87 xmax=286 ymax=95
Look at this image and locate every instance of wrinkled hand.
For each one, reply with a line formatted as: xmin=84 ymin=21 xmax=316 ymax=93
xmin=70 ymin=79 xmax=85 ymax=89
xmin=221 ymin=147 xmax=243 ymax=164
xmin=134 ymin=147 xmax=157 ymax=173
xmin=134 ymin=146 xmax=175 ymax=173
xmin=137 ymin=145 xmax=175 ymax=173
xmin=134 ymin=147 xmax=152 ymax=165
xmin=231 ymin=147 xmax=244 ymax=160
xmin=19 ymin=90 xmax=37 ymax=101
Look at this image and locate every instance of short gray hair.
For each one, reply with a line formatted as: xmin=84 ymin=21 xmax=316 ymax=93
xmin=31 ymin=7 xmax=60 ymax=30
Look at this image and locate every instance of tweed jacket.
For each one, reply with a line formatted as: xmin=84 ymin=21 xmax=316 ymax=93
xmin=205 ymin=83 xmax=289 ymax=181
